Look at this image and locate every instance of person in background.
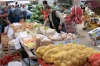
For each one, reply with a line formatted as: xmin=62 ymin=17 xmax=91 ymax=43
xmin=40 ymin=0 xmax=48 ymax=20
xmin=43 ymin=0 xmax=48 ymax=7
xmin=53 ymin=2 xmax=59 ymax=9
xmin=11 ymin=5 xmax=15 ymax=13
xmin=21 ymin=4 xmax=27 ymax=19
xmin=8 ymin=5 xmax=13 ymax=23
xmin=44 ymin=5 xmax=65 ymax=33
xmin=85 ymin=3 xmax=91 ymax=15
xmin=13 ymin=5 xmax=21 ymax=23
xmin=1 ymin=6 xmax=10 ymax=33
xmin=19 ymin=16 xmax=25 ymax=23
xmin=60 ymin=5 xmax=64 ymax=13
xmin=0 ymin=9 xmax=8 ymax=44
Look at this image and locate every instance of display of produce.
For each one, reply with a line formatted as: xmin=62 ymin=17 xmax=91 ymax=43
xmin=49 ymin=33 xmax=77 ymax=41
xmin=40 ymin=26 xmax=56 ymax=36
xmin=83 ymin=53 xmax=100 ymax=66
xmin=35 ymin=34 xmax=46 ymax=50
xmin=36 ymin=44 xmax=56 ymax=59
xmin=30 ymin=4 xmax=44 ymax=23
xmin=36 ymin=44 xmax=99 ymax=66
xmin=40 ymin=37 xmax=52 ymax=46
xmin=30 ymin=4 xmax=58 ymax=24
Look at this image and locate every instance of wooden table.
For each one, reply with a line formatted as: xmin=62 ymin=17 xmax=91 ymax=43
xmin=20 ymin=41 xmax=36 ymax=66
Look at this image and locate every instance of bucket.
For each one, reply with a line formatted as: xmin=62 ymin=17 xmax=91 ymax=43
xmin=90 ymin=23 xmax=98 ymax=30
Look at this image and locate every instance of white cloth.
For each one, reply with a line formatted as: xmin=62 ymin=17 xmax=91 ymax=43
xmin=8 ymin=61 xmax=22 ymax=66
xmin=7 ymin=26 xmax=14 ymax=39
xmin=14 ymin=36 xmax=21 ymax=50
xmin=4 ymin=26 xmax=9 ymax=33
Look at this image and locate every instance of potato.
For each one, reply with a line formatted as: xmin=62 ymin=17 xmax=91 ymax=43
xmin=60 ymin=62 xmax=66 ymax=66
xmin=66 ymin=61 xmax=72 ymax=66
xmin=54 ymin=60 xmax=61 ymax=65
xmin=71 ymin=57 xmax=77 ymax=64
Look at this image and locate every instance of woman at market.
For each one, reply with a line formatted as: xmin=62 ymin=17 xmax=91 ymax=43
xmin=44 ymin=5 xmax=65 ymax=33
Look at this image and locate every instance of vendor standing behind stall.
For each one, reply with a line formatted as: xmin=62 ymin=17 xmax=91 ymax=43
xmin=1 ymin=6 xmax=10 ymax=33
xmin=0 ymin=9 xmax=9 ymax=44
xmin=44 ymin=5 xmax=65 ymax=33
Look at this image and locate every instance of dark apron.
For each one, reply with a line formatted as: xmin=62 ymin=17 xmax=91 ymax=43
xmin=49 ymin=10 xmax=65 ymax=33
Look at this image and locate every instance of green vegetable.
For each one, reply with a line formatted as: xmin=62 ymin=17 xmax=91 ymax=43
xmin=39 ymin=15 xmax=44 ymax=20
xmin=36 ymin=10 xmax=41 ymax=15
xmin=36 ymin=4 xmax=43 ymax=10
xmin=25 ymin=19 xmax=31 ymax=22
xmin=34 ymin=15 xmax=39 ymax=19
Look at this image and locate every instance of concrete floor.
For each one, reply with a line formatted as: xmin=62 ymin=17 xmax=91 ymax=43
xmin=77 ymin=24 xmax=100 ymax=51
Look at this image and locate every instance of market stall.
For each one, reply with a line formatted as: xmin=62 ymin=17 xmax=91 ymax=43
xmin=0 ymin=20 xmax=99 ymax=66
xmin=1 ymin=2 xmax=100 ymax=66
xmin=0 ymin=21 xmax=78 ymax=65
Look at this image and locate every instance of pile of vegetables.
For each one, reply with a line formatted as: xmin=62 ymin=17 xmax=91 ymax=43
xmin=36 ymin=44 xmax=99 ymax=66
xmin=30 ymin=4 xmax=44 ymax=23
xmin=83 ymin=53 xmax=100 ymax=66
xmin=30 ymin=4 xmax=58 ymax=24
xmin=89 ymin=53 xmax=100 ymax=66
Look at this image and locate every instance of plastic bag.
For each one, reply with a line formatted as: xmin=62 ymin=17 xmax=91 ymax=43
xmin=40 ymin=37 xmax=52 ymax=46
xmin=35 ymin=35 xmax=46 ymax=51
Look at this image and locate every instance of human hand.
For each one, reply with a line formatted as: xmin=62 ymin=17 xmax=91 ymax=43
xmin=3 ymin=14 xmax=9 ymax=17
xmin=58 ymin=25 xmax=62 ymax=30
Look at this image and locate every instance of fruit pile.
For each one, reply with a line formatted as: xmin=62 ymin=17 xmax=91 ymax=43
xmin=36 ymin=44 xmax=99 ymax=66
xmin=30 ymin=4 xmax=58 ymax=24
xmin=0 ymin=53 xmax=19 ymax=65
xmin=89 ymin=53 xmax=100 ymax=66
xmin=30 ymin=4 xmax=44 ymax=23
xmin=23 ymin=37 xmax=36 ymax=49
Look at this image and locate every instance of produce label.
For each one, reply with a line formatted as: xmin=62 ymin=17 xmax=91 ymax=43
xmin=71 ymin=39 xmax=79 ymax=44
xmin=52 ymin=39 xmax=79 ymax=45
xmin=65 ymin=40 xmax=72 ymax=44
xmin=92 ymin=33 xmax=96 ymax=37
xmin=88 ymin=27 xmax=100 ymax=39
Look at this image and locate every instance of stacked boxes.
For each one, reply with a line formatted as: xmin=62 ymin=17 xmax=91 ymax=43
xmin=88 ymin=27 xmax=100 ymax=46
xmin=88 ymin=27 xmax=100 ymax=39
xmin=1 ymin=34 xmax=9 ymax=56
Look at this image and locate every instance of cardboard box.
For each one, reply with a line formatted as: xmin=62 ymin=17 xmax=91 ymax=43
xmin=88 ymin=27 xmax=100 ymax=39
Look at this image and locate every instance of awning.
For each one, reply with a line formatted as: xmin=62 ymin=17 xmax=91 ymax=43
xmin=17 ymin=1 xmax=31 ymax=4
xmin=8 ymin=1 xmax=31 ymax=5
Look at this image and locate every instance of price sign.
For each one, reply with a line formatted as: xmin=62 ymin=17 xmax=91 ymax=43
xmin=72 ymin=41 xmax=77 ymax=44
xmin=71 ymin=39 xmax=79 ymax=44
xmin=58 ymin=42 xmax=63 ymax=45
xmin=92 ymin=33 xmax=96 ymax=37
